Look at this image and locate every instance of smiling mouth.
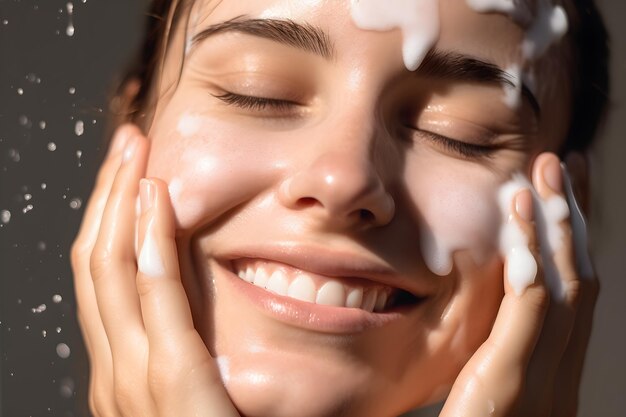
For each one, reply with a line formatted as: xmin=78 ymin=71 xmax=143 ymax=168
xmin=230 ymin=258 xmax=422 ymax=313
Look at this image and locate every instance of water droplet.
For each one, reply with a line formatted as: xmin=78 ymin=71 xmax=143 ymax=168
xmin=76 ymin=149 xmax=82 ymax=167
xmin=42 ymin=330 xmax=47 ymax=337
xmin=23 ymin=204 xmax=33 ymax=214
xmin=66 ymin=2 xmax=74 ymax=37
xmin=55 ymin=326 xmax=61 ymax=333
xmin=52 ymin=294 xmax=62 ymax=303
xmin=56 ymin=343 xmax=71 ymax=359
xmin=17 ymin=88 xmax=24 ymax=95
xmin=74 ymin=120 xmax=84 ymax=136
xmin=1 ymin=210 xmax=11 ymax=224
xmin=59 ymin=377 xmax=75 ymax=398
xmin=47 ymin=142 xmax=57 ymax=151
xmin=31 ymin=304 xmax=47 ymax=313
xmin=39 ymin=120 xmax=47 ymax=129
xmin=24 ymin=193 xmax=32 ymax=201
xmin=2 ymin=19 xmax=8 ymax=25
xmin=41 ymin=183 xmax=47 ymax=190
xmin=68 ymin=86 xmax=76 ymax=95
xmin=18 ymin=115 xmax=29 ymax=126
xmin=38 ymin=241 xmax=47 ymax=251
xmin=69 ymin=198 xmax=82 ymax=210
xmin=8 ymin=148 xmax=20 ymax=162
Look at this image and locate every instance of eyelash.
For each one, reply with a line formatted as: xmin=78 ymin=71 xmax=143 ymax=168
xmin=414 ymin=129 xmax=497 ymax=159
xmin=212 ymin=92 xmax=298 ymax=112
xmin=213 ymin=92 xmax=497 ymax=159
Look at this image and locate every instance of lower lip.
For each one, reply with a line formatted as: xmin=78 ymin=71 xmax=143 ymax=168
xmin=217 ymin=262 xmax=411 ymax=334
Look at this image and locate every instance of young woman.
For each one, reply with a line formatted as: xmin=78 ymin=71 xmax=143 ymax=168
xmin=71 ymin=0 xmax=608 ymax=415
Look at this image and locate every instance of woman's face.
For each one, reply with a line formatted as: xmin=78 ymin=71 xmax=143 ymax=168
xmin=145 ymin=0 xmax=569 ymax=415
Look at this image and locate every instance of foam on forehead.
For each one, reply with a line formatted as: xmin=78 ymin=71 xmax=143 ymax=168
xmin=350 ymin=0 xmax=440 ymax=71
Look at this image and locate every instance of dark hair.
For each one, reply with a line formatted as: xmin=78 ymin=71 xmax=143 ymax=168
xmin=111 ymin=0 xmax=610 ymax=152
xmin=562 ymin=0 xmax=610 ymax=153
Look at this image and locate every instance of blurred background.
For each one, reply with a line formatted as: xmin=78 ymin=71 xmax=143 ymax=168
xmin=1 ymin=1 xmax=624 ymax=416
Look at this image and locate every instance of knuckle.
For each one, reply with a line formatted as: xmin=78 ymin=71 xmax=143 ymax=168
xmin=527 ymin=283 xmax=551 ymax=315
xmin=91 ymin=388 xmax=117 ymax=417
xmin=135 ymin=274 xmax=158 ymax=297
xmin=89 ymin=245 xmax=113 ymax=281
xmin=70 ymin=240 xmax=90 ymax=271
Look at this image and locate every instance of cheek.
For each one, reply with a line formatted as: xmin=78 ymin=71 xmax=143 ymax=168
xmin=405 ymin=156 xmax=502 ymax=275
xmin=146 ymin=113 xmax=283 ymax=230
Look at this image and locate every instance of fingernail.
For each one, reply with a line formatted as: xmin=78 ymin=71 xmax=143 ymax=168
xmin=140 ymin=179 xmax=155 ymax=213
xmin=123 ymin=136 xmax=138 ymax=162
xmin=515 ymin=188 xmax=533 ymax=222
xmin=542 ymin=157 xmax=563 ymax=193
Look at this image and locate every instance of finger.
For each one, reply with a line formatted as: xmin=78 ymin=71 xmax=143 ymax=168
xmin=71 ymin=125 xmax=138 ymax=417
xmin=552 ymin=164 xmax=599 ymax=417
xmin=520 ymin=153 xmax=582 ymax=415
xmin=441 ymin=188 xmax=548 ymax=417
xmin=136 ymin=179 xmax=240 ymax=416
xmin=90 ymin=131 xmax=148 ymax=358
xmin=489 ymin=187 xmax=547 ymax=367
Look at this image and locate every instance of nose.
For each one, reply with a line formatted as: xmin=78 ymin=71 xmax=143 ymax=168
xmin=278 ymin=151 xmax=395 ymax=230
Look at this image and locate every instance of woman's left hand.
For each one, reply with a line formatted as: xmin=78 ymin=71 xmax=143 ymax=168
xmin=71 ymin=125 xmax=240 ymax=416
xmin=439 ymin=153 xmax=599 ymax=417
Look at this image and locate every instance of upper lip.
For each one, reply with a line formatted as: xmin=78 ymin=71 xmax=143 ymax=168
xmin=217 ymin=242 xmax=433 ymax=297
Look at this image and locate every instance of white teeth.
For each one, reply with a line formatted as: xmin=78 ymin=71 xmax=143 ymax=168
xmin=287 ymin=274 xmax=317 ymax=303
xmin=244 ymin=267 xmax=255 ymax=283
xmin=346 ymin=287 xmax=364 ymax=308
xmin=374 ymin=291 xmax=388 ymax=312
xmin=316 ymin=280 xmax=346 ymax=307
xmin=252 ymin=268 xmax=269 ymax=288
xmin=236 ymin=265 xmax=393 ymax=312
xmin=361 ymin=290 xmax=377 ymax=312
xmin=266 ymin=270 xmax=289 ymax=296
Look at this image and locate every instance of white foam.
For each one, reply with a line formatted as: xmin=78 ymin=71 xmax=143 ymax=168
xmin=522 ymin=0 xmax=568 ymax=60
xmin=138 ymin=220 xmax=166 ymax=278
xmin=216 ymin=356 xmax=231 ymax=384
xmin=497 ymin=172 xmax=570 ymax=297
xmin=350 ymin=0 xmax=440 ymax=71
xmin=466 ymin=0 xmax=569 ymax=108
xmin=498 ymin=175 xmax=537 ymax=295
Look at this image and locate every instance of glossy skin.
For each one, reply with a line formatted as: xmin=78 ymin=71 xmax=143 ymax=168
xmin=71 ymin=0 xmax=598 ymax=416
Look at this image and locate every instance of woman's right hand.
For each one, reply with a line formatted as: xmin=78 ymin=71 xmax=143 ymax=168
xmin=70 ymin=125 xmax=240 ymax=417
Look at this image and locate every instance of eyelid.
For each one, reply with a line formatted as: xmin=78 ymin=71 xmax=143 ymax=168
xmin=415 ymin=129 xmax=497 ymax=159
xmin=212 ymin=91 xmax=302 ymax=113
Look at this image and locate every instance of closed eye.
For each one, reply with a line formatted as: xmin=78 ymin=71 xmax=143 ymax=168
xmin=212 ymin=92 xmax=300 ymax=112
xmin=414 ymin=129 xmax=498 ymax=159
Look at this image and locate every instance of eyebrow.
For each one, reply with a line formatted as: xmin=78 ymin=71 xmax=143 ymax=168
xmin=191 ymin=17 xmax=540 ymax=117
xmin=418 ymin=50 xmax=541 ymax=116
xmin=191 ymin=16 xmax=335 ymax=60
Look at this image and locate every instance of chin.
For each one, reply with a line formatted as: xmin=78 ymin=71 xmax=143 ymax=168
xmin=222 ymin=352 xmax=422 ymax=417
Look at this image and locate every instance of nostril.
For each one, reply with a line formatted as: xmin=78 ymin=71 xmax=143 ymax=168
xmin=296 ymin=197 xmax=319 ymax=209
xmin=358 ymin=209 xmax=375 ymax=222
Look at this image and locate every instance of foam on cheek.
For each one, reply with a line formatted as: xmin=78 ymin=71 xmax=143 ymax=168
xmin=216 ymin=356 xmax=231 ymax=384
xmin=350 ymin=0 xmax=440 ymax=71
xmin=498 ymin=175 xmax=538 ymax=295
xmin=497 ymin=173 xmax=570 ymax=297
xmin=417 ymin=179 xmax=500 ymax=276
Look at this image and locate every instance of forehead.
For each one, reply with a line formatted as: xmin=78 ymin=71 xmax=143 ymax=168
xmin=189 ymin=0 xmax=527 ymax=69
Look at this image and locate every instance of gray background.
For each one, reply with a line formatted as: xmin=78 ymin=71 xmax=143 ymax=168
xmin=0 ymin=1 xmax=623 ymax=416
